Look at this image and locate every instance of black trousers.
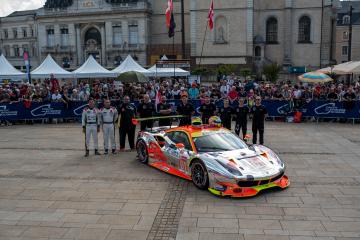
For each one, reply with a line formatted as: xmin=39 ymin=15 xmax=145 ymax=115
xmin=222 ymin=119 xmax=231 ymax=130
xmin=119 ymin=124 xmax=136 ymax=149
xmin=252 ymin=125 xmax=264 ymax=145
xmin=235 ymin=120 xmax=247 ymax=139
xmin=140 ymin=120 xmax=153 ymax=131
xmin=202 ymin=116 xmax=211 ymax=124
xmin=179 ymin=117 xmax=191 ymax=126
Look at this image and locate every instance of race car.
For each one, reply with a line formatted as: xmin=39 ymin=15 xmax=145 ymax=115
xmin=135 ymin=118 xmax=289 ymax=197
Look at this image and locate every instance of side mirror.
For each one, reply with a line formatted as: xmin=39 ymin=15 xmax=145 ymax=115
xmin=175 ymin=143 xmax=185 ymax=149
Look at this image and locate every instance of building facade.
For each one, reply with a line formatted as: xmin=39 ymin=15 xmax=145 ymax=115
xmin=335 ymin=1 xmax=360 ymax=64
xmin=0 ymin=0 xmax=340 ymax=74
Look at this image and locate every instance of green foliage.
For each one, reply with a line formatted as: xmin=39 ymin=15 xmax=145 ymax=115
xmin=216 ymin=64 xmax=237 ymax=76
xmin=240 ymin=68 xmax=252 ymax=78
xmin=191 ymin=67 xmax=212 ymax=76
xmin=263 ymin=63 xmax=281 ymax=83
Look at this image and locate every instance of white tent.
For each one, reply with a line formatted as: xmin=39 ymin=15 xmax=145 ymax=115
xmin=0 ymin=54 xmax=26 ymax=80
xmin=74 ymin=55 xmax=115 ymax=78
xmin=148 ymin=65 xmax=190 ymax=77
xmin=334 ymin=61 xmax=360 ymax=74
xmin=31 ymin=54 xmax=74 ymax=78
xmin=112 ymin=55 xmax=152 ymax=77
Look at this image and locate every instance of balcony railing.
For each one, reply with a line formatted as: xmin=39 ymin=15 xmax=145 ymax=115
xmin=107 ymin=43 xmax=145 ymax=52
xmin=41 ymin=46 xmax=75 ymax=53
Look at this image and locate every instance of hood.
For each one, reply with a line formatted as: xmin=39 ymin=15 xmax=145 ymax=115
xmin=200 ymin=148 xmax=284 ymax=179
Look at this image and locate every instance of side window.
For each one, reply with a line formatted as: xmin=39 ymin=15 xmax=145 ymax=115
xmin=166 ymin=131 xmax=192 ymax=151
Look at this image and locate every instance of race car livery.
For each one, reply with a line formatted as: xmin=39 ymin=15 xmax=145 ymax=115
xmin=136 ymin=125 xmax=289 ymax=197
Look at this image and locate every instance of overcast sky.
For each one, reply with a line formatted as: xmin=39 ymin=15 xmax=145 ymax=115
xmin=0 ymin=0 xmax=45 ymax=17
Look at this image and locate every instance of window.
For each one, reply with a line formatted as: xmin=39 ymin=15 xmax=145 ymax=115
xmin=165 ymin=131 xmax=192 ymax=151
xmin=343 ymin=15 xmax=350 ymax=25
xmin=113 ymin=25 xmax=123 ymax=46
xmin=215 ymin=16 xmax=227 ymax=43
xmin=255 ymin=46 xmax=261 ymax=58
xmin=13 ymin=28 xmax=18 ymax=39
xmin=30 ymin=27 xmax=34 ymax=37
xmin=47 ymin=28 xmax=55 ymax=47
xmin=343 ymin=31 xmax=349 ymax=40
xmin=266 ymin=17 xmax=278 ymax=44
xmin=3 ymin=29 xmax=8 ymax=39
xmin=60 ymin=28 xmax=69 ymax=47
xmin=13 ymin=45 xmax=20 ymax=57
xmin=22 ymin=28 xmax=27 ymax=38
xmin=342 ymin=46 xmax=348 ymax=56
xmin=298 ymin=16 xmax=311 ymax=43
xmin=4 ymin=45 xmax=10 ymax=56
xmin=129 ymin=24 xmax=138 ymax=46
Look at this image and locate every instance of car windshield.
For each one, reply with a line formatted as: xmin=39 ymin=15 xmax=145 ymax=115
xmin=193 ymin=132 xmax=248 ymax=153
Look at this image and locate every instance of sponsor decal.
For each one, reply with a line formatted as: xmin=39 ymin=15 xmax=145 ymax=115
xmin=0 ymin=105 xmax=18 ymax=117
xmin=277 ymin=103 xmax=292 ymax=115
xmin=314 ymin=103 xmax=346 ymax=115
xmin=30 ymin=104 xmax=62 ymax=117
xmin=73 ymin=104 xmax=88 ymax=116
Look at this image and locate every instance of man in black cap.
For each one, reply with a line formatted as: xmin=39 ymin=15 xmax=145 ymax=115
xmin=234 ymin=98 xmax=249 ymax=139
xmin=157 ymin=95 xmax=172 ymax=126
xmin=199 ymin=95 xmax=216 ymax=124
xmin=118 ymin=95 xmax=137 ymax=151
xmin=177 ymin=94 xmax=195 ymax=126
xmin=251 ymin=96 xmax=267 ymax=145
xmin=137 ymin=94 xmax=155 ymax=131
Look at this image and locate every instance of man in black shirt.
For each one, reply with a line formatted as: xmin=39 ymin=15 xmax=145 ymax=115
xmin=138 ymin=94 xmax=155 ymax=131
xmin=251 ymin=96 xmax=268 ymax=145
xmin=157 ymin=95 xmax=172 ymax=127
xmin=327 ymin=88 xmax=338 ymax=101
xmin=234 ymin=98 xmax=249 ymax=139
xmin=218 ymin=98 xmax=233 ymax=130
xmin=118 ymin=96 xmax=137 ymax=150
xmin=343 ymin=87 xmax=356 ymax=111
xmin=177 ymin=94 xmax=195 ymax=126
xmin=199 ymin=96 xmax=216 ymax=124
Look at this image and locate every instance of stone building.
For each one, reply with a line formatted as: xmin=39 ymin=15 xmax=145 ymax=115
xmin=0 ymin=0 xmax=340 ymax=75
xmin=335 ymin=1 xmax=360 ymax=64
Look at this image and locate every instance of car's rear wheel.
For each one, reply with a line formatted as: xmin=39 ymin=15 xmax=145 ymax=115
xmin=137 ymin=140 xmax=148 ymax=164
xmin=191 ymin=160 xmax=209 ymax=190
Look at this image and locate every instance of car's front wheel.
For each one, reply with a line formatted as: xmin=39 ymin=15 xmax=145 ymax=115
xmin=137 ymin=140 xmax=148 ymax=164
xmin=191 ymin=160 xmax=209 ymax=190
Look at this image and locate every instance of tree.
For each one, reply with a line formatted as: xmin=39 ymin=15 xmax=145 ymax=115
xmin=240 ymin=68 xmax=252 ymax=79
xmin=191 ymin=67 xmax=213 ymax=76
xmin=216 ymin=64 xmax=237 ymax=76
xmin=263 ymin=63 xmax=281 ymax=83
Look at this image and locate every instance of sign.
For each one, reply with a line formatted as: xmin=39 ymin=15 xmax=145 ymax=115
xmin=288 ymin=66 xmax=306 ymax=74
xmin=156 ymin=60 xmax=190 ymax=69
xmin=81 ymin=0 xmax=97 ymax=8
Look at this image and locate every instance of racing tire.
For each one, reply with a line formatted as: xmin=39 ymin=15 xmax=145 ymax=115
xmin=191 ymin=160 xmax=209 ymax=190
xmin=137 ymin=140 xmax=148 ymax=164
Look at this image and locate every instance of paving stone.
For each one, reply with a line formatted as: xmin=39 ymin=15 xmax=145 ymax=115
xmin=199 ymin=232 xmax=244 ymax=240
xmin=21 ymin=226 xmax=69 ymax=238
xmin=280 ymin=220 xmax=324 ymax=231
xmin=197 ymin=218 xmax=238 ymax=228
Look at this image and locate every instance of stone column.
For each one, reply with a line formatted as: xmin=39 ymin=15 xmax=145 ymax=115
xmin=101 ymin=24 xmax=106 ymax=66
xmin=283 ymin=0 xmax=293 ymax=66
xmin=76 ymin=25 xmax=82 ymax=65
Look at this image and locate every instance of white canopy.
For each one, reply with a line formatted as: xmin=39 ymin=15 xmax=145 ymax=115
xmin=148 ymin=65 xmax=190 ymax=77
xmin=31 ymin=54 xmax=74 ymax=78
xmin=74 ymin=55 xmax=115 ymax=78
xmin=0 ymin=54 xmax=26 ymax=80
xmin=112 ymin=55 xmax=152 ymax=76
xmin=334 ymin=61 xmax=360 ymax=74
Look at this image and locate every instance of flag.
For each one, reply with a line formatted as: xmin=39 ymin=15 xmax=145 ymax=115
xmin=166 ymin=0 xmax=173 ymax=28
xmin=166 ymin=0 xmax=176 ymax=38
xmin=23 ymin=51 xmax=31 ymax=84
xmin=155 ymin=90 xmax=162 ymax=112
xmin=208 ymin=0 xmax=214 ymax=31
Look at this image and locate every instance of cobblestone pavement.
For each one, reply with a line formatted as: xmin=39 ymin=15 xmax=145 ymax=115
xmin=0 ymin=122 xmax=360 ymax=240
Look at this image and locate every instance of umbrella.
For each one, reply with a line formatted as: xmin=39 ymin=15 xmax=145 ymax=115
xmin=298 ymin=71 xmax=333 ymax=83
xmin=117 ymin=71 xmax=148 ymax=83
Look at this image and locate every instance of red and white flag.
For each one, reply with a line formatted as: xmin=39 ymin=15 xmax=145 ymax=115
xmin=155 ymin=90 xmax=162 ymax=112
xmin=208 ymin=0 xmax=214 ymax=31
xmin=166 ymin=0 xmax=173 ymax=28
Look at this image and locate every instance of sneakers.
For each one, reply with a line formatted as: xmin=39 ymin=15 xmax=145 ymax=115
xmin=112 ymin=149 xmax=117 ymax=155
xmin=104 ymin=149 xmax=109 ymax=155
xmin=94 ymin=150 xmax=101 ymax=156
xmin=84 ymin=150 xmax=89 ymax=157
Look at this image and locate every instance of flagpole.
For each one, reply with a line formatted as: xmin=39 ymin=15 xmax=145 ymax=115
xmin=199 ymin=23 xmax=209 ymax=67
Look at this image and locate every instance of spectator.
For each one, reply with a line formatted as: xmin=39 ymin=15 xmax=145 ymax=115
xmin=51 ymin=89 xmax=65 ymax=103
xmin=327 ymin=87 xmax=338 ymax=101
xmin=188 ymin=83 xmax=200 ymax=99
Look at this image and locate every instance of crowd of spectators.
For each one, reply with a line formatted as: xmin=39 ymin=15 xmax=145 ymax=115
xmin=1 ymin=74 xmax=359 ymax=105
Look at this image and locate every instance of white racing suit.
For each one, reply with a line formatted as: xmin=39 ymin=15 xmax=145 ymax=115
xmin=100 ymin=107 xmax=118 ymax=152
xmin=82 ymin=107 xmax=100 ymax=151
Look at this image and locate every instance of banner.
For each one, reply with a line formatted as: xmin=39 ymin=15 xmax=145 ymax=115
xmin=0 ymin=100 xmax=359 ymax=121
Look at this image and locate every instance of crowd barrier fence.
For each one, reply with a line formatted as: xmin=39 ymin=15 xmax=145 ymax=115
xmin=0 ymin=100 xmax=359 ymax=121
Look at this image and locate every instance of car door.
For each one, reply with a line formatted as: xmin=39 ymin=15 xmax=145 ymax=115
xmin=164 ymin=131 xmax=192 ymax=171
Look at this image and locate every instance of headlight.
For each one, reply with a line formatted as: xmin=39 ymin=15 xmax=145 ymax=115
xmin=216 ymin=160 xmax=242 ymax=176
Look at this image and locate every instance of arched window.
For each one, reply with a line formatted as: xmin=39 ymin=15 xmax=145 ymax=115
xmin=298 ymin=16 xmax=311 ymax=43
xmin=215 ymin=16 xmax=227 ymax=43
xmin=266 ymin=17 xmax=278 ymax=44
